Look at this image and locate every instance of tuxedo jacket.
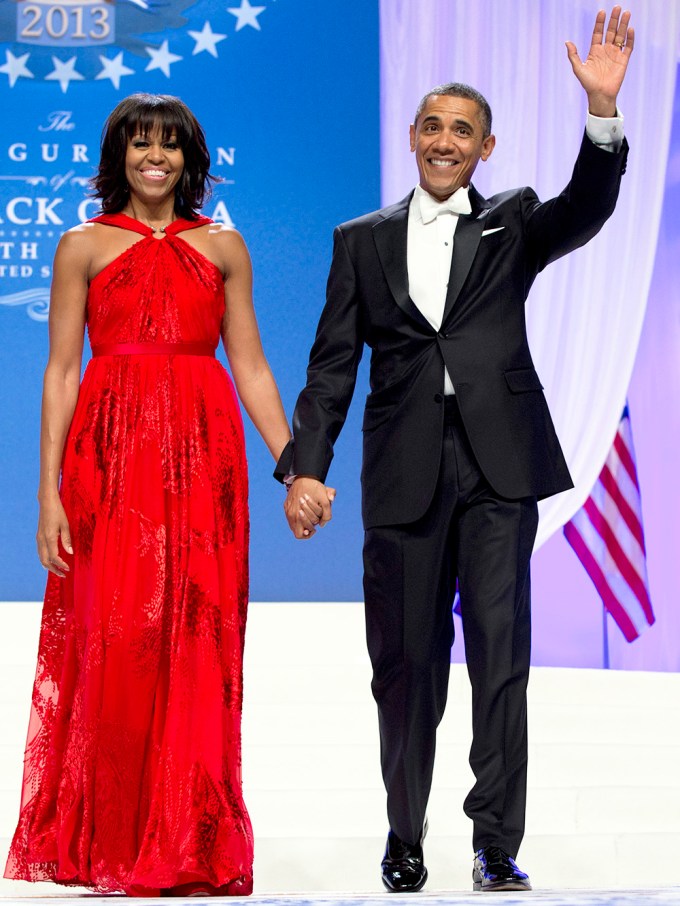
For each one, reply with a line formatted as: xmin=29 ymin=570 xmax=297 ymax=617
xmin=276 ymin=133 xmax=629 ymax=529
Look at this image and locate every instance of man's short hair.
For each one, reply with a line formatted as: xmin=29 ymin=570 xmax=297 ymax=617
xmin=414 ymin=83 xmax=492 ymax=138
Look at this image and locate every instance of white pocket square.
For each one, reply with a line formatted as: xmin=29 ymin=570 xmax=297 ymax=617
xmin=481 ymin=226 xmax=506 ymax=237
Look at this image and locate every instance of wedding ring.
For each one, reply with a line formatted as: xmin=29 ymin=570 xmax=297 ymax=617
xmin=614 ymin=40 xmax=624 ymax=48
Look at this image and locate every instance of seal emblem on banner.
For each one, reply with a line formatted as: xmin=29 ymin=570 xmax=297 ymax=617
xmin=0 ymin=0 xmax=268 ymax=87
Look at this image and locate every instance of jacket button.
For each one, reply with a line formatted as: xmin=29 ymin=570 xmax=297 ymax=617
xmin=438 ymin=331 xmax=448 ymax=339
xmin=434 ymin=393 xmax=443 ymax=403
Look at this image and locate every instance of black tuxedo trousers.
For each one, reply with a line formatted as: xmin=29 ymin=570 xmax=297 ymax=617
xmin=363 ymin=397 xmax=537 ymax=855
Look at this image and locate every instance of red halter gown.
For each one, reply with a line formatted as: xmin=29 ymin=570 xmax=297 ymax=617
xmin=4 ymin=213 xmax=253 ymax=895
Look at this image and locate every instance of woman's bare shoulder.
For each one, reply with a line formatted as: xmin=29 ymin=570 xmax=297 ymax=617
xmin=196 ymin=222 xmax=250 ymax=275
xmin=206 ymin=222 xmax=247 ymax=248
xmin=54 ymin=221 xmax=102 ymax=263
xmin=55 ymin=220 xmax=132 ymax=281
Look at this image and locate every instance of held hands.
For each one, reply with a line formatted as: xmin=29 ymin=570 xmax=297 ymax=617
xmin=37 ymin=493 xmax=73 ymax=578
xmin=283 ymin=477 xmax=336 ymax=540
xmin=566 ymin=6 xmax=634 ymax=117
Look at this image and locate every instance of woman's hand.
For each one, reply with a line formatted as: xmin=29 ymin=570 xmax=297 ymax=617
xmin=37 ymin=493 xmax=73 ymax=577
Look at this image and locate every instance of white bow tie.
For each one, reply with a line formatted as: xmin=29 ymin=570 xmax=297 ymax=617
xmin=419 ymin=186 xmax=472 ymax=223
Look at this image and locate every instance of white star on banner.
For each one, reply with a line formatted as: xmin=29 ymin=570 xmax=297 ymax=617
xmin=188 ymin=21 xmax=227 ymax=57
xmin=96 ymin=52 xmax=135 ymax=89
xmin=227 ymin=0 xmax=266 ymax=31
xmin=45 ymin=56 xmax=85 ymax=93
xmin=0 ymin=50 xmax=34 ymax=88
xmin=145 ymin=40 xmax=182 ymax=77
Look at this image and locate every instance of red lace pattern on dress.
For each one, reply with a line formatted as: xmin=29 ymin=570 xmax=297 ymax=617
xmin=4 ymin=215 xmax=253 ymax=895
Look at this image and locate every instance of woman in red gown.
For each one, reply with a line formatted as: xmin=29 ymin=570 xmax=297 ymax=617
xmin=4 ymin=94 xmax=324 ymax=896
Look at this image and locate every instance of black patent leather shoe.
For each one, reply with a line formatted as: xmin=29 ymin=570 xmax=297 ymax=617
xmin=472 ymin=846 xmax=531 ymax=891
xmin=381 ymin=821 xmax=428 ymax=892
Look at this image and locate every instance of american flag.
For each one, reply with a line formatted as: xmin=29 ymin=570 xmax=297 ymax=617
xmin=564 ymin=405 xmax=655 ymax=642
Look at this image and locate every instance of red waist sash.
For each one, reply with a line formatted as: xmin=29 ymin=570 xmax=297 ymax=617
xmin=92 ymin=342 xmax=216 ymax=357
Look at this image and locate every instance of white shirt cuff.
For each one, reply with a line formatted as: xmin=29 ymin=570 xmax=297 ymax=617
xmin=586 ymin=108 xmax=624 ymax=151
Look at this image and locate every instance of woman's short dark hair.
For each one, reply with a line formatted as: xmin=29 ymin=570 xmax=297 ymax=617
xmin=91 ymin=93 xmax=217 ymax=218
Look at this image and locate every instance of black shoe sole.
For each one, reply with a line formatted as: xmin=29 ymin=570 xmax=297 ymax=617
xmin=473 ymin=880 xmax=532 ymax=892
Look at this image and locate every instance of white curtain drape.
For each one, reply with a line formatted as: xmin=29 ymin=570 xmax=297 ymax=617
xmin=379 ymin=0 xmax=680 ymax=548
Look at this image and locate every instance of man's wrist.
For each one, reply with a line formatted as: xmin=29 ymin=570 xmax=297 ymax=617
xmin=283 ymin=473 xmax=322 ymax=492
xmin=587 ymin=95 xmax=617 ymax=118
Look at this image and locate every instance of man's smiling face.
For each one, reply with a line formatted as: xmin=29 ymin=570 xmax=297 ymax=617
xmin=409 ymin=94 xmax=495 ymax=201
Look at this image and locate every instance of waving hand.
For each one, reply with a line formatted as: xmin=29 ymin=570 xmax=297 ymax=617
xmin=566 ymin=6 xmax=634 ymax=117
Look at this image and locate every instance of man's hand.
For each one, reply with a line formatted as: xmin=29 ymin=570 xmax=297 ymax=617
xmin=566 ymin=6 xmax=634 ymax=118
xmin=283 ymin=477 xmax=336 ymax=540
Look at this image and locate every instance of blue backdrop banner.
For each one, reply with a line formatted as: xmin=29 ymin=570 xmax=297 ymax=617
xmin=0 ymin=0 xmax=379 ymax=602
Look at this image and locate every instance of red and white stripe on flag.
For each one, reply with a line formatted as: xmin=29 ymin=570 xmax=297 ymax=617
xmin=564 ymin=405 xmax=655 ymax=642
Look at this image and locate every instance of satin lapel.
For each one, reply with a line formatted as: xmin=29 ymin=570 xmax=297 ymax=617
xmin=441 ymin=187 xmax=490 ymax=325
xmin=372 ymin=198 xmax=433 ymax=332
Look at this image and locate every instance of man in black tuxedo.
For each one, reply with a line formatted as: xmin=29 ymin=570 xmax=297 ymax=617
xmin=277 ymin=6 xmax=633 ymax=893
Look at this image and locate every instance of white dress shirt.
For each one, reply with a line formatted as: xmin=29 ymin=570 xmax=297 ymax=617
xmin=406 ymin=111 xmax=625 ymax=395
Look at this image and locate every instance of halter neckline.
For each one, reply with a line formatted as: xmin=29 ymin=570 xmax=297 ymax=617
xmin=89 ymin=212 xmax=212 ymax=236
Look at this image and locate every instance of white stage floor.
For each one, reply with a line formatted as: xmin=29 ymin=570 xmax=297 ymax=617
xmin=2 ymin=890 xmax=680 ymax=904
